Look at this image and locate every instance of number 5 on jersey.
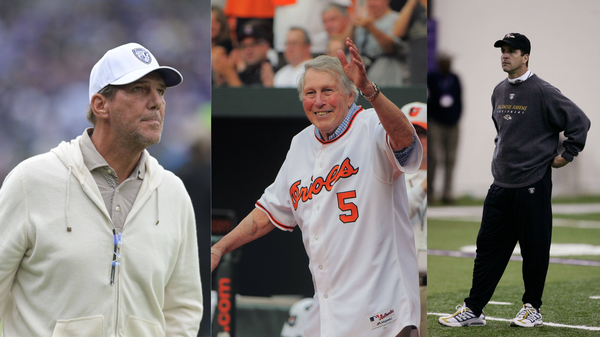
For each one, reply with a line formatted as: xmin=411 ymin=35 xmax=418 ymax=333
xmin=337 ymin=190 xmax=359 ymax=223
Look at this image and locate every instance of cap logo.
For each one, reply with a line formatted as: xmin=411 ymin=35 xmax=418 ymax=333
xmin=504 ymin=33 xmax=515 ymax=39
xmin=132 ymin=48 xmax=152 ymax=64
xmin=244 ymin=25 xmax=254 ymax=35
xmin=409 ymin=107 xmax=421 ymax=117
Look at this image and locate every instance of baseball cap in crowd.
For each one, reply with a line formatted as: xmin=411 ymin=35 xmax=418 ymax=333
xmin=400 ymin=102 xmax=427 ymax=131
xmin=89 ymin=42 xmax=183 ymax=101
xmin=494 ymin=33 xmax=531 ymax=55
xmin=238 ymin=20 xmax=273 ymax=45
xmin=280 ymin=298 xmax=313 ymax=337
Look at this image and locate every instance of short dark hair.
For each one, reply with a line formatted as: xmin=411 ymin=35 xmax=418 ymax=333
xmin=289 ymin=27 xmax=311 ymax=46
xmin=520 ymin=50 xmax=530 ymax=67
xmin=85 ymin=85 xmax=119 ymax=125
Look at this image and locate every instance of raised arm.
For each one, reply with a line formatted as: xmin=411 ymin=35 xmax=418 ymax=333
xmin=393 ymin=0 xmax=418 ymax=38
xmin=353 ymin=15 xmax=397 ymax=55
xmin=211 ymin=208 xmax=276 ymax=272
xmin=337 ymin=38 xmax=414 ymax=151
xmin=212 ymin=49 xmax=243 ymax=87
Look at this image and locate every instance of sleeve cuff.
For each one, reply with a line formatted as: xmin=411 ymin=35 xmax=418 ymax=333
xmin=561 ymin=151 xmax=574 ymax=162
xmin=394 ymin=134 xmax=418 ymax=167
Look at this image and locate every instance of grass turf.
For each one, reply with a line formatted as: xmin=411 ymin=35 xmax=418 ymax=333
xmin=428 ymin=215 xmax=600 ymax=336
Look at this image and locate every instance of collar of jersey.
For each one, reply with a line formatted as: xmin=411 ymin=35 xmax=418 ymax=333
xmin=315 ymin=103 xmax=363 ymax=144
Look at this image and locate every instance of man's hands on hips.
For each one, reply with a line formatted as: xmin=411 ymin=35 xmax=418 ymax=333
xmin=551 ymin=155 xmax=569 ymax=168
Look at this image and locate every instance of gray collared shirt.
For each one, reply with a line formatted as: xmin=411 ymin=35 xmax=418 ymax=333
xmin=80 ymin=128 xmax=146 ymax=232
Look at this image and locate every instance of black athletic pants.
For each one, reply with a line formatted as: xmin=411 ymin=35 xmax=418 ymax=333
xmin=465 ymin=167 xmax=553 ymax=316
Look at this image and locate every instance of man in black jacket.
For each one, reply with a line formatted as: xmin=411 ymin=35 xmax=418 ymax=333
xmin=439 ymin=32 xmax=590 ymax=328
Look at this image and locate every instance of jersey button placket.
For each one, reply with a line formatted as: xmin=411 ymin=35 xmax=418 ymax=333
xmin=314 ymin=144 xmax=332 ymax=331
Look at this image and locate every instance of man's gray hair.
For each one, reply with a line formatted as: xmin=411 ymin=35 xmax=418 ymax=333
xmin=85 ymin=85 xmax=119 ymax=125
xmin=297 ymin=55 xmax=358 ymax=101
xmin=322 ymin=4 xmax=348 ymax=16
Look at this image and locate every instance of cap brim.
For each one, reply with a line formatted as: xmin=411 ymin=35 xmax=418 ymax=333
xmin=494 ymin=40 xmax=524 ymax=51
xmin=494 ymin=40 xmax=509 ymax=48
xmin=412 ymin=121 xmax=427 ymax=131
xmin=110 ymin=66 xmax=183 ymax=87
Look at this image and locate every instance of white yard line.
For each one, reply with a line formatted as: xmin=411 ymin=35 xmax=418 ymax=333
xmin=429 ymin=312 xmax=600 ymax=331
xmin=429 ymin=203 xmax=600 ymax=218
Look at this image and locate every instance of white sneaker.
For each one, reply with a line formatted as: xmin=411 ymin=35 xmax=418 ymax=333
xmin=510 ymin=303 xmax=543 ymax=327
xmin=438 ymin=303 xmax=486 ymax=327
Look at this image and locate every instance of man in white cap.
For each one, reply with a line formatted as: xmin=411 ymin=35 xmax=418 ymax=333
xmin=0 ymin=43 xmax=203 ymax=336
xmin=401 ymin=102 xmax=427 ymax=337
xmin=280 ymin=298 xmax=314 ymax=337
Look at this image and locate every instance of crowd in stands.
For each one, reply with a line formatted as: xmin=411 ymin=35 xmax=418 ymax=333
xmin=0 ymin=0 xmax=211 ymax=182
xmin=211 ymin=0 xmax=428 ymax=89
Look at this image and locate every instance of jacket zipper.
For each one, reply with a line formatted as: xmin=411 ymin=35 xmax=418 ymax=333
xmin=79 ymin=185 xmax=121 ymax=336
xmin=81 ymin=182 xmax=156 ymax=336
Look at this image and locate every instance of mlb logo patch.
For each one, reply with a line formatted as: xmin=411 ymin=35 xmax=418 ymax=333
xmin=368 ymin=308 xmax=396 ymax=330
xmin=510 ymin=93 xmax=515 ymax=100
xmin=132 ymin=48 xmax=152 ymax=64
xmin=529 ymin=187 xmax=535 ymax=194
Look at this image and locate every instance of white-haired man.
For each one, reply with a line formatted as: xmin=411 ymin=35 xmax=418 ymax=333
xmin=212 ymin=38 xmax=422 ymax=337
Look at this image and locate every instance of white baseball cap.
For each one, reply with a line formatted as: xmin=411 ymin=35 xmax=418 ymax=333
xmin=400 ymin=102 xmax=427 ymax=131
xmin=89 ymin=42 xmax=183 ymax=101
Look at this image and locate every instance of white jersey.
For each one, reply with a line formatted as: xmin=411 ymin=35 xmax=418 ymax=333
xmin=274 ymin=60 xmax=310 ymax=88
xmin=257 ymin=108 xmax=422 ymax=336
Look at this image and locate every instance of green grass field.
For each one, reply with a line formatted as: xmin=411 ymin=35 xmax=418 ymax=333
xmin=428 ymin=210 xmax=600 ymax=336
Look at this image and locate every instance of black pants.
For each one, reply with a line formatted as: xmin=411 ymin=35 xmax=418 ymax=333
xmin=465 ymin=167 xmax=553 ymax=316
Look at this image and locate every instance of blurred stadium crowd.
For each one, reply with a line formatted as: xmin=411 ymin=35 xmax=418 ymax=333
xmin=0 ymin=0 xmax=211 ymax=182
xmin=211 ymin=0 xmax=427 ymax=89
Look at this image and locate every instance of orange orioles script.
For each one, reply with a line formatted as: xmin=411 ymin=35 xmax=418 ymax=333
xmin=290 ymin=157 xmax=359 ymax=210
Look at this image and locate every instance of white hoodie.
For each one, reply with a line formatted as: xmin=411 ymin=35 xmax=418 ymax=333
xmin=0 ymin=135 xmax=202 ymax=336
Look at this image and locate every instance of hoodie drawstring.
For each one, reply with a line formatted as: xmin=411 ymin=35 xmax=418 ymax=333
xmin=155 ymin=187 xmax=160 ymax=225
xmin=66 ymin=166 xmax=72 ymax=232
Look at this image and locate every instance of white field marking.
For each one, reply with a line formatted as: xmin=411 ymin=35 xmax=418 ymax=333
xmin=460 ymin=243 xmax=600 ymax=256
xmin=590 ymin=296 xmax=600 ymax=299
xmin=429 ymin=203 xmax=600 ymax=217
xmin=488 ymin=301 xmax=513 ymax=305
xmin=553 ymin=218 xmax=600 ymax=229
xmin=429 ymin=313 xmax=600 ymax=330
